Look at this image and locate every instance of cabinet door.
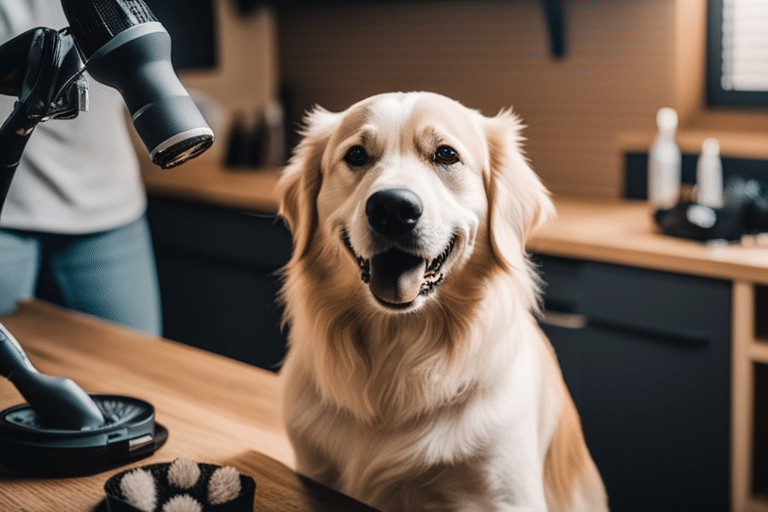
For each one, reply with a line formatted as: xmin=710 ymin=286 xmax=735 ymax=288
xmin=537 ymin=255 xmax=731 ymax=512
xmin=154 ymin=252 xmax=287 ymax=369
xmin=147 ymin=197 xmax=293 ymax=370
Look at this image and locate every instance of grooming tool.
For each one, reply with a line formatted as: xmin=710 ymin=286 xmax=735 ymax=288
xmin=105 ymin=459 xmax=256 ymax=512
xmin=0 ymin=321 xmax=104 ymax=430
xmin=0 ymin=322 xmax=167 ymax=476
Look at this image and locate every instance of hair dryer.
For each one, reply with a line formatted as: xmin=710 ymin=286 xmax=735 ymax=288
xmin=60 ymin=0 xmax=214 ymax=169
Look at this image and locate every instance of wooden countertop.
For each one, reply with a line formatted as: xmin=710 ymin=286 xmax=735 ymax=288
xmin=142 ymin=160 xmax=282 ymax=213
xmin=142 ymin=160 xmax=768 ymax=285
xmin=530 ymin=196 xmax=768 ymax=285
xmin=0 ymin=301 xmax=375 ymax=512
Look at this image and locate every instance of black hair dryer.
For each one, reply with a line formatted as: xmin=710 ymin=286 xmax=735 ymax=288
xmin=60 ymin=0 xmax=214 ymax=169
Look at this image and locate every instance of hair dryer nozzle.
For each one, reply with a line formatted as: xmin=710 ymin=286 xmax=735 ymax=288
xmin=61 ymin=0 xmax=213 ymax=167
xmin=132 ymin=94 xmax=214 ymax=169
xmin=152 ymin=133 xmax=214 ymax=169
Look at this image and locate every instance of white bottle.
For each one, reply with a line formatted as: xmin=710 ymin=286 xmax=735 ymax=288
xmin=696 ymin=137 xmax=723 ymax=208
xmin=648 ymin=107 xmax=682 ymax=210
xmin=263 ymin=99 xmax=286 ymax=167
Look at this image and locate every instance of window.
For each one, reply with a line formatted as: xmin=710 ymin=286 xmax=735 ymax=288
xmin=707 ymin=0 xmax=768 ymax=107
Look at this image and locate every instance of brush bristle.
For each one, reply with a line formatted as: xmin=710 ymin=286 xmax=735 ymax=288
xmin=120 ymin=468 xmax=157 ymax=512
xmin=161 ymin=494 xmax=202 ymax=512
xmin=167 ymin=458 xmax=201 ymax=489
xmin=207 ymin=465 xmax=242 ymax=505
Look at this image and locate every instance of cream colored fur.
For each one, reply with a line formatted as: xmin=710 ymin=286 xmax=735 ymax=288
xmin=277 ymin=92 xmax=608 ymax=511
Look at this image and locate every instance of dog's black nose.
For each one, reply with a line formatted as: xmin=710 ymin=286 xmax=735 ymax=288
xmin=366 ymin=188 xmax=423 ymax=239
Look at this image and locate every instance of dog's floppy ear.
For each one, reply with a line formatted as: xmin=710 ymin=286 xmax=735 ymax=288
xmin=483 ymin=109 xmax=555 ymax=273
xmin=277 ymin=107 xmax=340 ymax=261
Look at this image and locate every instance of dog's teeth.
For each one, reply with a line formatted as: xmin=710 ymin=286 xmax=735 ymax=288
xmin=421 ymin=237 xmax=456 ymax=294
xmin=420 ymin=273 xmax=444 ymax=295
xmin=428 ymin=237 xmax=456 ymax=274
xmin=341 ymin=231 xmax=372 ymax=284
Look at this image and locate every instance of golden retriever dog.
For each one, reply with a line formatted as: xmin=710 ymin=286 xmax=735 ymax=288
xmin=277 ymin=92 xmax=608 ymax=511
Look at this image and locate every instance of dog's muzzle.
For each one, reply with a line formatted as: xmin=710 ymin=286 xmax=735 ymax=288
xmin=341 ymin=188 xmax=456 ymax=310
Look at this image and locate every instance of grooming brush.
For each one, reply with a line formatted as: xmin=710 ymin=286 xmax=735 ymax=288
xmin=0 ymin=322 xmax=167 ymax=476
xmin=105 ymin=459 xmax=256 ymax=512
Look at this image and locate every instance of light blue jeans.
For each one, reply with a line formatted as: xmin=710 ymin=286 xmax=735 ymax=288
xmin=0 ymin=216 xmax=162 ymax=335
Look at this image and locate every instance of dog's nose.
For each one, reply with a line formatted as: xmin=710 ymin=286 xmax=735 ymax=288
xmin=366 ymin=188 xmax=423 ymax=239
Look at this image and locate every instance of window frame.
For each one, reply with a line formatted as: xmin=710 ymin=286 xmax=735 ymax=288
xmin=706 ymin=0 xmax=768 ymax=108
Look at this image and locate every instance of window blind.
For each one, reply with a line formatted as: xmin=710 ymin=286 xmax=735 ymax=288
xmin=707 ymin=0 xmax=768 ymax=106
xmin=720 ymin=0 xmax=768 ymax=92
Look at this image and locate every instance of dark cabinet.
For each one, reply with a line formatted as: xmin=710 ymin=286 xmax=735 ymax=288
xmin=147 ymin=196 xmax=293 ymax=371
xmin=535 ymin=255 xmax=731 ymax=512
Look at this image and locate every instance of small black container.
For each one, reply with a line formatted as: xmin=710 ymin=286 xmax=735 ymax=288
xmin=105 ymin=461 xmax=256 ymax=512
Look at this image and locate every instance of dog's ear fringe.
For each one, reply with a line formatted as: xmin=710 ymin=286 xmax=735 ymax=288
xmin=276 ymin=107 xmax=341 ymax=261
xmin=483 ymin=109 xmax=555 ymax=274
xmin=492 ymin=108 xmax=527 ymax=145
xmin=297 ymin=106 xmax=339 ymax=138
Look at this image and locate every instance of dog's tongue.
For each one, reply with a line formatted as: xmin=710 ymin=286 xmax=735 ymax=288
xmin=369 ymin=249 xmax=425 ymax=305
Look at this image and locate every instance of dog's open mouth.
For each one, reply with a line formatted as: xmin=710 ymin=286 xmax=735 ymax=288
xmin=342 ymin=232 xmax=456 ymax=309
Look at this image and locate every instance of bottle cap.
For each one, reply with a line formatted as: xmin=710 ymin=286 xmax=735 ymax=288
xmin=702 ymin=137 xmax=720 ymax=155
xmin=656 ymin=107 xmax=678 ymax=131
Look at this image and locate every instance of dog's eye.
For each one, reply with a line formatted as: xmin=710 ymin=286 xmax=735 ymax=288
xmin=344 ymin=145 xmax=370 ymax=167
xmin=434 ymin=145 xmax=460 ymax=165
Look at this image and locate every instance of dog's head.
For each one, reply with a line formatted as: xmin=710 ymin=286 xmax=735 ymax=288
xmin=278 ymin=92 xmax=553 ymax=315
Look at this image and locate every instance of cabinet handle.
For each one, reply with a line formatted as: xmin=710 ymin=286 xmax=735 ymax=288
xmin=540 ymin=309 xmax=588 ymax=330
xmin=588 ymin=316 xmax=711 ymax=348
xmin=541 ymin=308 xmax=711 ymax=348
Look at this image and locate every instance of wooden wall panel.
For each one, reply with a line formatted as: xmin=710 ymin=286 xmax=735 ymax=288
xmin=178 ymin=2 xmax=278 ymax=162
xmin=277 ymin=0 xmax=677 ymax=197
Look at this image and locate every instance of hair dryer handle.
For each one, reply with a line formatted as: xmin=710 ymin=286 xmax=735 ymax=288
xmin=0 ymin=321 xmax=105 ymax=430
xmin=0 ymin=321 xmax=36 ymax=379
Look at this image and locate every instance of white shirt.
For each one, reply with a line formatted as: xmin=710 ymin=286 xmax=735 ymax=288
xmin=0 ymin=0 xmax=146 ymax=234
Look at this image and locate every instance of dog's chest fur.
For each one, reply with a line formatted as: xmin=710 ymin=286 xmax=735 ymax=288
xmin=281 ymin=276 xmax=553 ymax=510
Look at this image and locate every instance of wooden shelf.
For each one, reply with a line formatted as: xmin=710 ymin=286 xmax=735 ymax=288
xmin=733 ymin=281 xmax=768 ymax=512
xmin=141 ymin=159 xmax=282 ymax=213
xmin=750 ymin=343 xmax=768 ymax=365
xmin=618 ymin=128 xmax=768 ymax=161
xmin=746 ymin=495 xmax=768 ymax=512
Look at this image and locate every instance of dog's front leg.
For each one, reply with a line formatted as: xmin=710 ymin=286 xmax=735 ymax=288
xmin=290 ymin=434 xmax=342 ymax=490
xmin=282 ymin=362 xmax=344 ymax=490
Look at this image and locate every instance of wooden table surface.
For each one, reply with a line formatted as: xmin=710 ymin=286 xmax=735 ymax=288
xmin=0 ymin=301 xmax=376 ymax=512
